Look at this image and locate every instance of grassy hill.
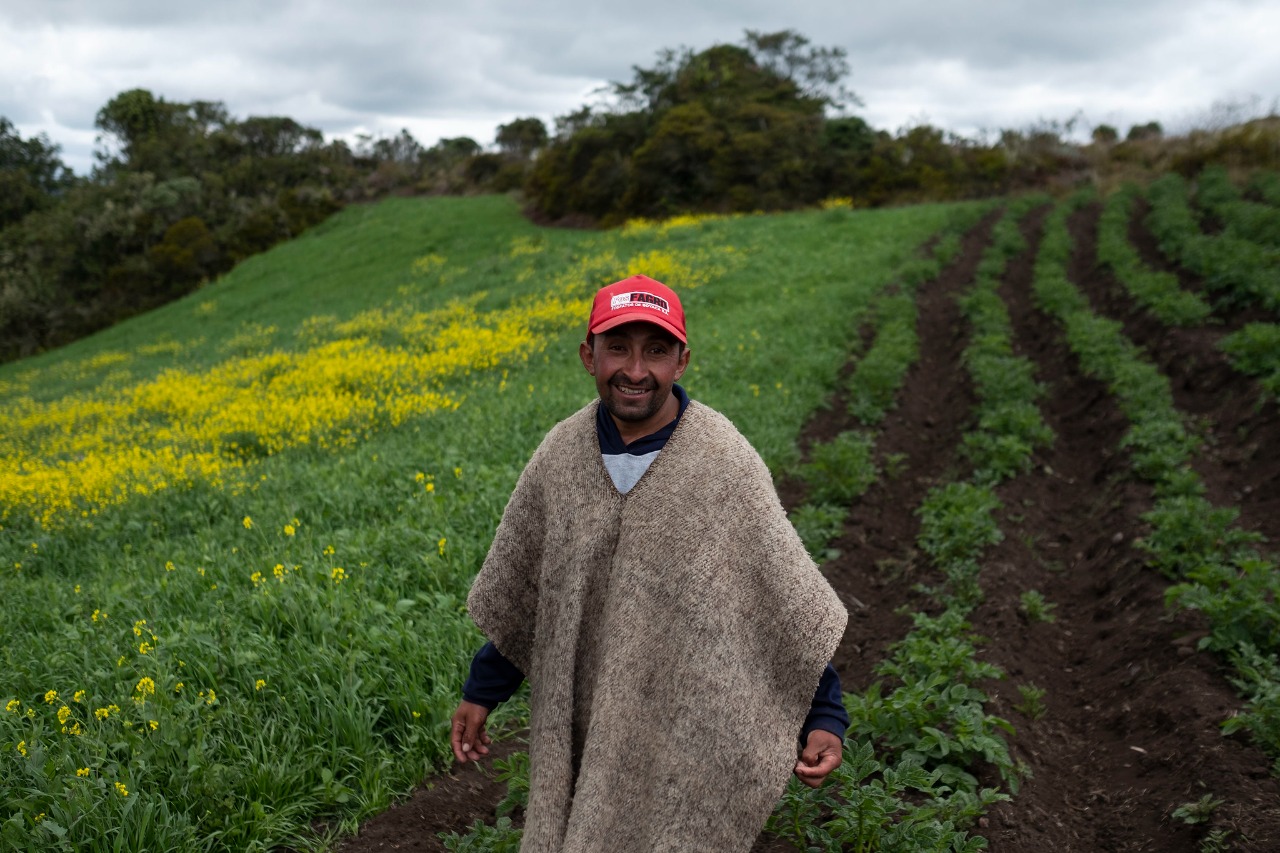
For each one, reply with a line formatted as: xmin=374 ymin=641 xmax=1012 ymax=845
xmin=0 ymin=193 xmax=969 ymax=850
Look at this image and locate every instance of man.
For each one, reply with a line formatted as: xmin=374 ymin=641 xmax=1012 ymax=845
xmin=451 ymin=274 xmax=848 ymax=852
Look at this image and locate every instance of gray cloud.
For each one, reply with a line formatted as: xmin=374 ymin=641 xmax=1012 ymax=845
xmin=2 ymin=0 xmax=1277 ymax=174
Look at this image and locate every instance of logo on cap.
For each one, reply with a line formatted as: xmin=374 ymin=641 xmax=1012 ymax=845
xmin=609 ymin=291 xmax=670 ymax=314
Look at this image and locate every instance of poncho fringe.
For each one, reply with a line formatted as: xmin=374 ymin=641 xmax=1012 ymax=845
xmin=468 ymin=400 xmax=847 ymax=853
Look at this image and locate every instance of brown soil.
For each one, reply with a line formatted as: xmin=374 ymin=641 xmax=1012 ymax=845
xmin=332 ymin=204 xmax=1280 ymax=852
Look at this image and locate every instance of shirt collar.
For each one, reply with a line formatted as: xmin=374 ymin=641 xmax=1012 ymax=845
xmin=596 ymin=383 xmax=690 ymax=455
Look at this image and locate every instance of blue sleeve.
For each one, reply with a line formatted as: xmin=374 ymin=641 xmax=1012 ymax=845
xmin=801 ymin=663 xmax=849 ymax=741
xmin=462 ymin=641 xmax=526 ymax=710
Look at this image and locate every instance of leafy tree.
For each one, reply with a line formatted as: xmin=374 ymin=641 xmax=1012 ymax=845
xmin=495 ymin=117 xmax=548 ymax=159
xmin=0 ymin=117 xmax=74 ymax=228
xmin=1127 ymin=121 xmax=1164 ymax=141
xmin=1092 ymin=124 xmax=1119 ymax=145
xmin=526 ymin=29 xmax=858 ymax=223
xmin=94 ymin=88 xmax=230 ymax=177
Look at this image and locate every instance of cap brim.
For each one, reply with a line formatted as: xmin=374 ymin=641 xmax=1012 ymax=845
xmin=590 ymin=312 xmax=687 ymax=343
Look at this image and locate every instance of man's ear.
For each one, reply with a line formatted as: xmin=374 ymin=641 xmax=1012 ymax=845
xmin=673 ymin=346 xmax=690 ymax=381
xmin=579 ymin=339 xmax=596 ymax=375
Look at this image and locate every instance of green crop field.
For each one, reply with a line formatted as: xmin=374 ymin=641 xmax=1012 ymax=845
xmin=0 ymin=194 xmax=970 ymax=851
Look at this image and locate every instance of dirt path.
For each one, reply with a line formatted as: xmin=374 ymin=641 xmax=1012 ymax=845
xmin=818 ymin=210 xmax=994 ymax=692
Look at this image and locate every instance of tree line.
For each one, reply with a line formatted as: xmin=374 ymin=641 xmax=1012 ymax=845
xmin=3 ymin=29 xmax=1276 ymax=361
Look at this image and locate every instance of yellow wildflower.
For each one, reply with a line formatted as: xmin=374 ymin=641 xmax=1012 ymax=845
xmin=174 ymin=682 xmax=184 ymax=693
xmin=454 ymin=466 xmax=462 ymax=478
xmin=117 ymin=655 xmax=126 ymax=667
xmin=148 ymin=720 xmax=158 ymax=731
xmin=34 ymin=813 xmax=44 ymax=823
xmin=250 ymin=571 xmax=264 ymax=587
xmin=204 ymin=689 xmax=217 ymax=706
xmin=331 ymin=567 xmax=346 ymax=583
xmin=76 ymin=768 xmax=90 ymax=777
xmin=4 ymin=699 xmax=19 ymax=713
xmin=138 ymin=641 xmax=153 ymax=655
xmin=323 ymin=545 xmax=335 ymax=556
xmin=243 ymin=516 xmax=253 ymax=529
xmin=255 ymin=679 xmax=266 ymax=691
xmin=437 ymin=537 xmax=447 ymax=557
xmin=283 ymin=524 xmax=296 ymax=536
xmin=74 ymin=584 xmax=81 ymax=593
xmin=273 ymin=564 xmax=286 ymax=581
xmin=115 ymin=782 xmax=129 ymax=797
xmin=91 ymin=609 xmax=105 ymax=622
xmin=165 ymin=561 xmax=175 ymax=571
xmin=43 ymin=690 xmax=57 ymax=704
xmin=16 ymin=741 xmax=26 ymax=757
xmin=73 ymin=690 xmax=86 ymax=703
xmin=135 ymin=677 xmax=156 ymax=698
xmin=57 ymin=706 xmax=72 ymax=724
xmin=425 ymin=482 xmax=435 ymax=492
xmin=63 ymin=722 xmax=83 ymax=736
xmin=132 ymin=619 xmax=146 ymax=637
xmin=414 ymin=472 xmax=426 ymax=483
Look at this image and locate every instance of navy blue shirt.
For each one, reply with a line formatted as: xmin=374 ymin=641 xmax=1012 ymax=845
xmin=463 ymin=383 xmax=849 ymax=741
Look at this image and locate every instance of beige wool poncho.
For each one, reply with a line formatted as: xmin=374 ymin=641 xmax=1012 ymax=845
xmin=467 ymin=400 xmax=847 ymax=853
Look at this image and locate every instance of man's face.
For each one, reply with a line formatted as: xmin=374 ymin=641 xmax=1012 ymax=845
xmin=579 ymin=322 xmax=690 ymax=428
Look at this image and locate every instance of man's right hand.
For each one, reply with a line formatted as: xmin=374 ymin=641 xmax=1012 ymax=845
xmin=450 ymin=700 xmax=492 ymax=764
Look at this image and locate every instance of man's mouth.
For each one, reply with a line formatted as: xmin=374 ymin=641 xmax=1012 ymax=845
xmin=613 ymin=383 xmax=652 ymax=397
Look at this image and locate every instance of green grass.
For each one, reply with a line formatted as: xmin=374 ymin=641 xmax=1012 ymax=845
xmin=0 ymin=194 xmax=970 ymax=851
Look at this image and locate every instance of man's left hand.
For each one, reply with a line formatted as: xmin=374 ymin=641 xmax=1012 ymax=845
xmin=793 ymin=729 xmax=842 ymax=788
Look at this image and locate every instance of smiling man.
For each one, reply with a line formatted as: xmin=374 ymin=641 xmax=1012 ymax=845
xmin=450 ymin=274 xmax=848 ymax=852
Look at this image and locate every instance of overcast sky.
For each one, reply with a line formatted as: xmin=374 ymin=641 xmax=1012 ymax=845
xmin=3 ymin=0 xmax=1277 ymax=175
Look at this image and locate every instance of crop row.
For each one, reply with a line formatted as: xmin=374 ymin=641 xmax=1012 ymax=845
xmin=766 ymin=199 xmax=1050 ymax=851
xmin=1144 ymin=172 xmax=1280 ymax=312
xmin=1195 ymin=165 xmax=1280 ymax=249
xmin=1095 ymin=184 xmax=1212 ymax=325
xmin=1219 ymin=323 xmax=1280 ymax=398
xmin=1033 ymin=190 xmax=1280 ymax=763
xmin=1250 ymin=171 xmax=1280 ymax=207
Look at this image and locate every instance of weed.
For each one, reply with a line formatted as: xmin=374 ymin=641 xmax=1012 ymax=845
xmin=1172 ymin=793 xmax=1224 ymax=825
xmin=1014 ymin=684 xmax=1048 ymax=720
xmin=1019 ymin=590 xmax=1057 ymax=623
xmin=439 ymin=817 xmax=523 ymax=852
xmin=493 ymin=751 xmax=530 ymax=818
xmin=1199 ymin=828 xmax=1235 ymax=853
xmin=882 ymin=451 xmax=909 ymax=480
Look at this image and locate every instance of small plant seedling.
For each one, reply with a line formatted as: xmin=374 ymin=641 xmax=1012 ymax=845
xmin=1019 ymin=589 xmax=1057 ymax=623
xmin=1172 ymin=793 xmax=1224 ymax=825
xmin=1199 ymin=828 xmax=1234 ymax=853
xmin=1014 ymin=683 xmax=1047 ymax=720
xmin=883 ymin=451 xmax=909 ymax=480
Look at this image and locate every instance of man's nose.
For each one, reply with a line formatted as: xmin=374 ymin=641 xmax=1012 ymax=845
xmin=621 ymin=351 xmax=647 ymax=381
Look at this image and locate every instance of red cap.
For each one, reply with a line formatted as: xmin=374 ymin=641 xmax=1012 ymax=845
xmin=587 ymin=275 xmax=686 ymax=343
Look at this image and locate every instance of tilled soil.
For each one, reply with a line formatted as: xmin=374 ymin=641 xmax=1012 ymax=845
xmin=333 ymin=203 xmax=1280 ymax=852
